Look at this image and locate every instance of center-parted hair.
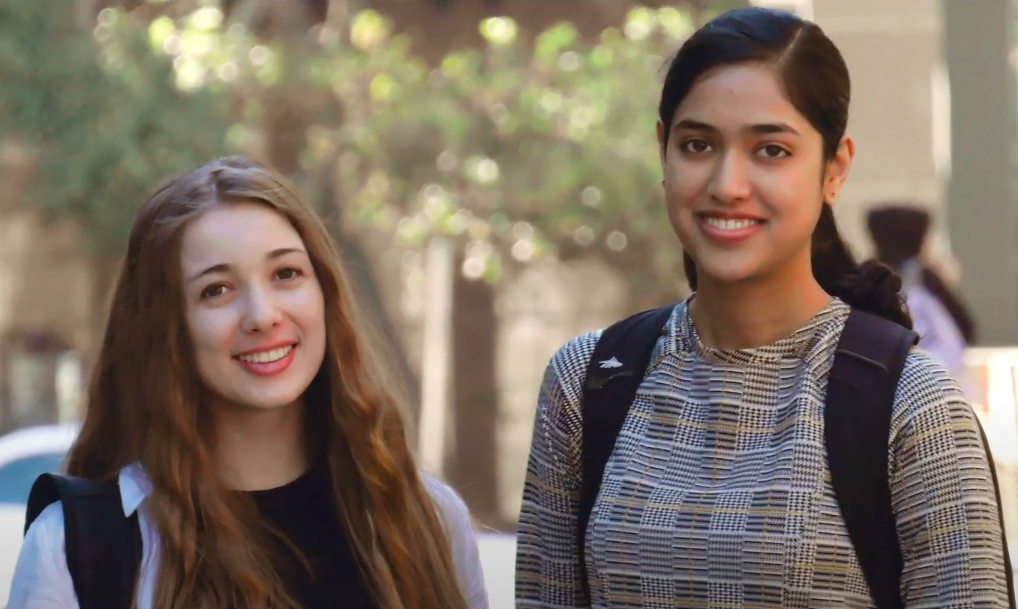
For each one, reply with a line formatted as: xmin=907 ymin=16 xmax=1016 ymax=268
xmin=67 ymin=156 xmax=472 ymax=609
xmin=661 ymin=7 xmax=910 ymax=328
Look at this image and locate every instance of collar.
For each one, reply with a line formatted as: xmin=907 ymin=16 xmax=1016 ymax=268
xmin=117 ymin=462 xmax=154 ymax=517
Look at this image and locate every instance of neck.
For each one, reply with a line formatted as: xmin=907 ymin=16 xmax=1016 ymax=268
xmin=690 ymin=260 xmax=832 ymax=351
xmin=210 ymin=399 xmax=308 ymax=491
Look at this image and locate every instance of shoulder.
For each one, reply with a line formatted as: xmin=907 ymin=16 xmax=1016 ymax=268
xmin=419 ymin=472 xmax=489 ymax=609
xmin=22 ymin=501 xmax=66 ymax=547
xmin=542 ymin=329 xmax=602 ymax=403
xmin=420 ymin=472 xmax=479 ymax=558
xmin=8 ymin=502 xmax=77 ymax=607
xmin=889 ymin=348 xmax=978 ymax=448
xmin=893 ymin=348 xmax=967 ymax=414
xmin=541 ymin=303 xmax=681 ymax=408
xmin=421 ymin=471 xmax=473 ymax=530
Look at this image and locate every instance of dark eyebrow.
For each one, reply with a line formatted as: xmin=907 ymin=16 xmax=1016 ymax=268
xmin=672 ymin=119 xmax=800 ymax=137
xmin=186 ymin=247 xmax=307 ymax=284
xmin=673 ymin=119 xmax=719 ymax=134
xmin=748 ymin=122 xmax=800 ymax=136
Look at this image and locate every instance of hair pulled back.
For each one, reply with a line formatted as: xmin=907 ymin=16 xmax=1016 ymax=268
xmin=664 ymin=7 xmax=910 ymax=328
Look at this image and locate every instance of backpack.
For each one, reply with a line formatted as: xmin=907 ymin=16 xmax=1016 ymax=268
xmin=577 ymin=305 xmax=1016 ymax=609
xmin=23 ymin=473 xmax=142 ymax=609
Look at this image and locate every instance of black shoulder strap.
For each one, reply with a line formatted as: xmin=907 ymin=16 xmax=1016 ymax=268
xmin=25 ymin=473 xmax=142 ymax=609
xmin=826 ymin=309 xmax=1015 ymax=609
xmin=825 ymin=309 xmax=916 ymax=609
xmin=578 ymin=305 xmax=674 ymax=598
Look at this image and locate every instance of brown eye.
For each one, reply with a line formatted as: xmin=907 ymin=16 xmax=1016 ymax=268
xmin=680 ymin=139 xmax=712 ymax=154
xmin=200 ymin=284 xmax=227 ymax=300
xmin=757 ymin=144 xmax=790 ymax=159
xmin=276 ymin=267 xmax=303 ymax=281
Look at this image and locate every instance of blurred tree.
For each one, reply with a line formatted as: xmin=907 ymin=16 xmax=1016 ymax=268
xmin=0 ymin=0 xmax=230 ymax=355
xmin=369 ymin=0 xmax=746 ymax=63
xmin=309 ymin=7 xmax=707 ymax=304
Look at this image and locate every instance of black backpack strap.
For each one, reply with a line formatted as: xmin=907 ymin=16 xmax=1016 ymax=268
xmin=25 ymin=473 xmax=142 ymax=609
xmin=578 ymin=305 xmax=674 ymax=599
xmin=825 ymin=309 xmax=917 ymax=609
xmin=827 ymin=308 xmax=1016 ymax=608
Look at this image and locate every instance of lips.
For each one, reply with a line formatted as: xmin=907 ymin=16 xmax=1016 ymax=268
xmin=702 ymin=216 xmax=762 ymax=231
xmin=233 ymin=341 xmax=297 ymax=358
xmin=236 ymin=344 xmax=294 ymax=364
xmin=233 ymin=342 xmax=299 ymax=377
xmin=695 ymin=212 xmax=765 ymax=243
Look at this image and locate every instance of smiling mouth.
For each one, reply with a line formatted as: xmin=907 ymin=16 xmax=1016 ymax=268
xmin=234 ymin=343 xmax=298 ymax=364
xmin=699 ymin=216 xmax=764 ymax=231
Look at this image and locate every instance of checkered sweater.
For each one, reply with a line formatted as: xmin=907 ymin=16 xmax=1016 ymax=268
xmin=515 ymin=298 xmax=1009 ymax=608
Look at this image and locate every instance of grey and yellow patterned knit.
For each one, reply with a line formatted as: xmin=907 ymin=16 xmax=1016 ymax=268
xmin=514 ymin=297 xmax=1009 ymax=609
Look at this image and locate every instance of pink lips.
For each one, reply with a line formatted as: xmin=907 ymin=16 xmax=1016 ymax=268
xmin=234 ymin=343 xmax=298 ymax=377
xmin=697 ymin=213 xmax=764 ymax=243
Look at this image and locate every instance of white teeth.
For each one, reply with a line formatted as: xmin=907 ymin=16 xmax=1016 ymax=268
xmin=705 ymin=217 xmax=760 ymax=231
xmin=238 ymin=345 xmax=293 ymax=364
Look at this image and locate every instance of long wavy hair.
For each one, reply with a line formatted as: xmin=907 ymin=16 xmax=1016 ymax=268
xmin=66 ymin=156 xmax=471 ymax=609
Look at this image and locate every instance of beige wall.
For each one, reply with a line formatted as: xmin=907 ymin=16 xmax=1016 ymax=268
xmin=812 ymin=0 xmax=946 ymax=257
xmin=0 ymin=153 xmax=93 ymax=356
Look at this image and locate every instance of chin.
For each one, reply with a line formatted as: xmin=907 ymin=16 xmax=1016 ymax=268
xmin=690 ymin=258 xmax=764 ymax=287
xmin=243 ymin=397 xmax=302 ymax=411
xmin=220 ymin=384 xmax=309 ymax=412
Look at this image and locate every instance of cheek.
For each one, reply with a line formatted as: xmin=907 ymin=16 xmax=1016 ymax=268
xmin=772 ymin=175 xmax=821 ymax=223
xmin=664 ymin=151 xmax=718 ymax=201
xmin=187 ymin=307 xmax=238 ymax=359
xmin=290 ymin=283 xmax=327 ymax=335
xmin=663 ymin=174 xmax=708 ymax=244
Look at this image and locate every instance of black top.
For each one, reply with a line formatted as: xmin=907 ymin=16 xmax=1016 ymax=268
xmin=249 ymin=466 xmax=379 ymax=609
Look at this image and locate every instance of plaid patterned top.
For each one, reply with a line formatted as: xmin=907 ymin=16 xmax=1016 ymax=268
xmin=515 ymin=298 xmax=1008 ymax=608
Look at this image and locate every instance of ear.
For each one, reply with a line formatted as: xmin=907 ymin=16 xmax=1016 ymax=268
xmin=823 ymin=135 xmax=855 ymax=205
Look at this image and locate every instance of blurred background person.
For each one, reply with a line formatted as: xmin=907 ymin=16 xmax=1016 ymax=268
xmin=867 ymin=204 xmax=977 ymax=377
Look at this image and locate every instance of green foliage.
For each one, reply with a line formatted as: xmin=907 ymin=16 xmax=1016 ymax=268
xmin=0 ymin=1 xmax=230 ymax=258
xmin=335 ymin=8 xmax=693 ymax=294
xmin=164 ymin=5 xmax=699 ymax=297
xmin=3 ymin=0 xmax=714 ymax=299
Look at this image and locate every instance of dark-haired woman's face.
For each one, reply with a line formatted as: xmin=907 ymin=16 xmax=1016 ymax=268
xmin=658 ymin=62 xmax=852 ymax=289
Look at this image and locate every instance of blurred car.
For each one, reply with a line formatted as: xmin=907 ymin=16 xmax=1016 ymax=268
xmin=0 ymin=424 xmax=78 ymax=607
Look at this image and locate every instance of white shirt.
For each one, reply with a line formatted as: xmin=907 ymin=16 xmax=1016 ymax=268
xmin=7 ymin=463 xmax=489 ymax=609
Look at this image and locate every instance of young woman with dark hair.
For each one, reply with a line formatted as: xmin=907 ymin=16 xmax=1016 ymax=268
xmin=515 ymin=7 xmax=1008 ymax=608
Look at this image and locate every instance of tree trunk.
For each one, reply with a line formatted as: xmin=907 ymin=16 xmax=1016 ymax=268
xmin=77 ymin=253 xmax=120 ymax=418
xmin=310 ymin=162 xmax=422 ymax=413
xmin=332 ymin=227 xmax=422 ymax=411
xmin=449 ymin=254 xmax=504 ymax=528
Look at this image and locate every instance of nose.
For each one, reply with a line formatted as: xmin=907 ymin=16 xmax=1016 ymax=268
xmin=240 ymin=286 xmax=282 ymax=334
xmin=706 ymin=150 xmax=751 ymax=204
